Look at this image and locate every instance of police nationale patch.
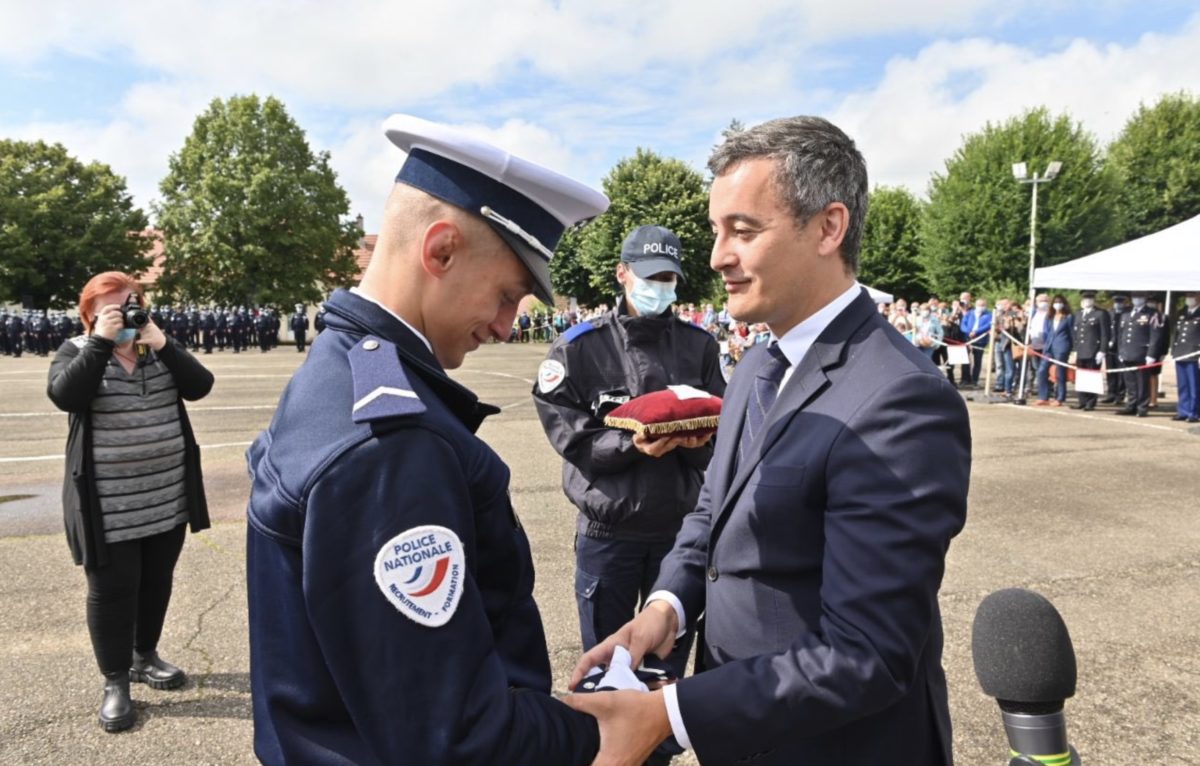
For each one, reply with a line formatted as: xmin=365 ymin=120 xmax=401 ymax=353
xmin=374 ymin=525 xmax=465 ymax=628
xmin=538 ymin=359 xmax=566 ymax=393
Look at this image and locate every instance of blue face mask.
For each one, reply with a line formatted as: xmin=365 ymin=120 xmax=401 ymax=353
xmin=114 ymin=328 xmax=138 ymax=345
xmin=628 ymin=274 xmax=677 ymax=316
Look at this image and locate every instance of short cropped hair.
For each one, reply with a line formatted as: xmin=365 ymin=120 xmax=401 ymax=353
xmin=78 ymin=271 xmax=142 ymax=333
xmin=708 ymin=116 xmax=869 ymax=273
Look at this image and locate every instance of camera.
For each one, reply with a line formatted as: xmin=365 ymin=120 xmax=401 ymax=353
xmin=122 ymin=294 xmax=149 ymax=329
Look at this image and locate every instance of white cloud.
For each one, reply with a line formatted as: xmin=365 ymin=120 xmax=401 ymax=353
xmin=4 ymin=0 xmax=1195 ymax=235
xmin=833 ymin=15 xmax=1200 ymax=196
xmin=0 ymin=0 xmax=1048 ymax=105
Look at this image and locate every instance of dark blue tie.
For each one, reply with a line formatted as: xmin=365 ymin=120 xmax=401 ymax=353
xmin=738 ymin=343 xmax=790 ymax=466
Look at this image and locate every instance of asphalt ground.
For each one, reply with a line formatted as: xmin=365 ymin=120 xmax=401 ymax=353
xmin=0 ymin=340 xmax=1197 ymax=765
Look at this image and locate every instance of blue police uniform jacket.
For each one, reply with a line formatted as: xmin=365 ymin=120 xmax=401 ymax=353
xmin=246 ymin=289 xmax=598 ymax=765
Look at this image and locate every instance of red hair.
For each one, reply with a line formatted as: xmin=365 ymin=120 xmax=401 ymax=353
xmin=78 ymin=272 xmax=143 ymax=333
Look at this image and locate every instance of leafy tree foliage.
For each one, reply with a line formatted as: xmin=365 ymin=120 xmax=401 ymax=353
xmin=155 ymin=95 xmax=360 ymax=307
xmin=553 ymin=148 xmax=716 ymax=306
xmin=858 ymin=186 xmax=927 ymax=300
xmin=921 ymin=108 xmax=1121 ymax=297
xmin=1108 ymin=91 xmax=1200 ymax=239
xmin=0 ymin=140 xmax=151 ymax=309
xmin=549 ymin=225 xmax=608 ymax=308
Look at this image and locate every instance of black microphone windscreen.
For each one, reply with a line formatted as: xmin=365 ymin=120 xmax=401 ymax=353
xmin=971 ymin=588 xmax=1077 ymax=709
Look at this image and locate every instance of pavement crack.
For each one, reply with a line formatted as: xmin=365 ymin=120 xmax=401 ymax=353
xmin=183 ymin=578 xmax=240 ymax=692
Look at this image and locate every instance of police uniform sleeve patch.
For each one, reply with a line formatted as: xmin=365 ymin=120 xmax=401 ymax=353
xmin=374 ymin=525 xmax=465 ymax=628
xmin=538 ymin=359 xmax=566 ymax=394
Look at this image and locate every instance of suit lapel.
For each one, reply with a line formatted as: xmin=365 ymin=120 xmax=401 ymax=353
xmin=713 ymin=290 xmax=877 ymax=529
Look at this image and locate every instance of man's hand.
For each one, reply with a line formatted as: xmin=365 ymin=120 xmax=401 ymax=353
xmin=135 ymin=320 xmax=168 ymax=351
xmin=564 ymin=689 xmax=673 ymax=766
xmin=570 ymin=601 xmax=677 ymax=690
xmin=632 ymin=431 xmax=713 ymax=457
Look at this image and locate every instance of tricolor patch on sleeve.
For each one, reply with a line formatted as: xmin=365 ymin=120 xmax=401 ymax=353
xmin=538 ymin=359 xmax=566 ymax=394
xmin=374 ymin=525 xmax=465 ymax=628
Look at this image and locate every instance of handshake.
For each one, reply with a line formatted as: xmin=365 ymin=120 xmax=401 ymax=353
xmin=562 ymin=599 xmax=683 ymax=765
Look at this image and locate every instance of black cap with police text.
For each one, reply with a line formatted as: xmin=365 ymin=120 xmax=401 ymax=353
xmin=620 ymin=225 xmax=685 ymax=281
xmin=384 ymin=114 xmax=610 ymax=303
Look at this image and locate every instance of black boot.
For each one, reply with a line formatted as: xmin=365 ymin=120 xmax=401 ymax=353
xmin=130 ymin=650 xmax=187 ymax=690
xmin=99 ymin=671 xmax=135 ymax=732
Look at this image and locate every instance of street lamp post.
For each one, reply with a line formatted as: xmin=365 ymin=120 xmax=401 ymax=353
xmin=1012 ymin=160 xmax=1062 ymax=403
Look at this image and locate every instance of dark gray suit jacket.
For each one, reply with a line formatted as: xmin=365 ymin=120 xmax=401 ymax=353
xmin=655 ymin=288 xmax=971 ymax=765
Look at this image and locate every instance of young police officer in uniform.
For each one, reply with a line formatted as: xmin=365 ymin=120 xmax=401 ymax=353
xmin=245 ymin=115 xmax=608 ymax=765
xmin=533 ymin=226 xmax=725 ymax=696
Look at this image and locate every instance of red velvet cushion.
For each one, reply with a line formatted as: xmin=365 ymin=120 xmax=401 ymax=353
xmin=604 ymin=387 xmax=722 ymax=438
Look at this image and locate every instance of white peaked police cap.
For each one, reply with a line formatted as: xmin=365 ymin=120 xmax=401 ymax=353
xmin=384 ymin=114 xmax=610 ymax=304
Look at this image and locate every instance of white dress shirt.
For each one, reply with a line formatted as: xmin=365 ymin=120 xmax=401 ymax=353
xmin=349 ymin=286 xmax=433 ymax=354
xmin=651 ymin=281 xmax=864 ymax=750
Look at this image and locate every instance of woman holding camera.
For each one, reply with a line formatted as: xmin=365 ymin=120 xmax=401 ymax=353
xmin=46 ymin=271 xmax=213 ymax=732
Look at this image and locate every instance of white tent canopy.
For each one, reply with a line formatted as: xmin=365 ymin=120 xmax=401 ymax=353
xmin=1033 ymin=213 xmax=1200 ymax=291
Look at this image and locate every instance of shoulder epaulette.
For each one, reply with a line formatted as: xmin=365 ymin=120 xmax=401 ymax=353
xmin=348 ymin=336 xmax=428 ymax=423
xmin=563 ymin=322 xmax=596 ymax=343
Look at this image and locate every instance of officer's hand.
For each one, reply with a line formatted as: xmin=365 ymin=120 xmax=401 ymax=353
xmin=93 ymin=304 xmax=124 ymax=341
xmin=570 ymin=601 xmax=677 ymax=691
xmin=1095 ymin=353 xmax=1105 ymax=365
xmin=676 ymin=432 xmax=714 ymax=449
xmin=136 ymin=320 xmax=168 ymax=351
xmin=632 ymin=433 xmax=702 ymax=457
xmin=563 ymin=689 xmax=672 ymax=766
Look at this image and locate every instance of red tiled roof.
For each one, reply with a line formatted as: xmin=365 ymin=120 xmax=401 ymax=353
xmin=354 ymin=235 xmax=377 ymax=279
xmin=137 ymin=229 xmax=166 ymax=287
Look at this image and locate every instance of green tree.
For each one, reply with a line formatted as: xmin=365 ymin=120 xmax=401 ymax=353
xmin=550 ymin=225 xmax=607 ymax=307
xmin=0 ymin=140 xmax=151 ymax=309
xmin=155 ymin=95 xmax=360 ymax=307
xmin=921 ymin=108 xmax=1122 ymax=297
xmin=566 ymin=148 xmax=716 ymax=305
xmin=1108 ymin=91 xmax=1200 ymax=239
xmin=858 ymin=186 xmax=927 ymax=300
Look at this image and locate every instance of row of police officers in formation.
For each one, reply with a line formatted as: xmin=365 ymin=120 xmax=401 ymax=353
xmin=0 ymin=309 xmax=83 ymax=357
xmin=1062 ymin=291 xmax=1200 ymax=419
xmin=1 ymin=304 xmax=329 ymax=357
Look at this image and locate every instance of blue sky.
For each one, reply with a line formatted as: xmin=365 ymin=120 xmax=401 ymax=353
xmin=2 ymin=1 xmax=1197 ymax=233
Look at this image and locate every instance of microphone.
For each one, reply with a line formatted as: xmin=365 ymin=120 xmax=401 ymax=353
xmin=971 ymin=588 xmax=1082 ymax=766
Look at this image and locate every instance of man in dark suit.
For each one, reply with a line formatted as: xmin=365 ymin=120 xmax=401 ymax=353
xmin=566 ymin=116 xmax=971 ymax=765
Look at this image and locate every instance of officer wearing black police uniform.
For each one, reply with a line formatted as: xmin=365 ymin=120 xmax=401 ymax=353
xmin=289 ymin=304 xmax=309 ymax=352
xmin=56 ymin=311 xmax=73 ymax=348
xmin=0 ymin=311 xmax=9 ymax=356
xmin=245 ymin=114 xmax=610 ymax=765
xmin=229 ymin=308 xmax=244 ymax=353
xmin=313 ymin=305 xmax=326 ymax=334
xmin=255 ymin=308 xmax=273 ymax=353
xmin=1103 ymin=292 xmax=1130 ymax=405
xmin=532 ymin=226 xmax=724 ymax=696
xmin=1115 ymin=291 xmax=1167 ymax=417
xmin=201 ymin=308 xmax=216 ymax=354
xmin=34 ymin=310 xmax=52 ymax=356
xmin=215 ymin=307 xmax=227 ymax=351
xmin=171 ymin=307 xmax=189 ymax=346
xmin=1070 ymin=290 xmax=1110 ymax=411
xmin=1171 ymin=292 xmax=1200 ymax=423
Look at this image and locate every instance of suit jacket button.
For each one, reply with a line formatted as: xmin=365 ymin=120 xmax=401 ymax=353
xmin=707 ymin=566 xmax=719 ymax=582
